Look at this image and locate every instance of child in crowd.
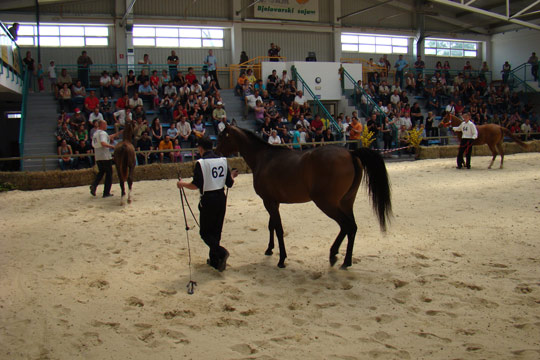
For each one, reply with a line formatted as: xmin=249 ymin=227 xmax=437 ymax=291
xmin=37 ymin=64 xmax=44 ymax=92
xmin=48 ymin=60 xmax=56 ymax=94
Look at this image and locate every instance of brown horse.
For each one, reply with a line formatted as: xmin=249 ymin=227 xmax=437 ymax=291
xmin=216 ymin=125 xmax=392 ymax=269
xmin=113 ymin=120 xmax=136 ymax=205
xmin=443 ymin=113 xmax=529 ymax=169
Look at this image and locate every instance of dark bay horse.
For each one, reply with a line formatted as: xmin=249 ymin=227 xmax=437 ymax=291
xmin=113 ymin=120 xmax=136 ymax=205
xmin=216 ymin=125 xmax=392 ymax=269
xmin=443 ymin=113 xmax=529 ymax=169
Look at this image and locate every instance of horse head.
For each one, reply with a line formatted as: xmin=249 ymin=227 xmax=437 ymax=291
xmin=215 ymin=124 xmax=240 ymax=156
xmin=443 ymin=112 xmax=462 ymax=127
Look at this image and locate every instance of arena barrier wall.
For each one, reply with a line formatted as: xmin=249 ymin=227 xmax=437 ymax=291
xmin=1 ymin=141 xmax=538 ymax=191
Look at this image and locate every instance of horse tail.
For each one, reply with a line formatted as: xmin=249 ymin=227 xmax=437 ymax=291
xmin=500 ymin=127 xmax=529 ymax=149
xmin=352 ymin=148 xmax=392 ymax=231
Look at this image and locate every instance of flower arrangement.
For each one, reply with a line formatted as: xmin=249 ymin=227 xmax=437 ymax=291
xmin=360 ymin=126 xmax=376 ymax=148
xmin=407 ymin=127 xmax=424 ymax=149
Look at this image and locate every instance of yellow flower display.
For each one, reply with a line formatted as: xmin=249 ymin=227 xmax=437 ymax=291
xmin=360 ymin=126 xmax=376 ymax=148
xmin=407 ymin=127 xmax=423 ymax=149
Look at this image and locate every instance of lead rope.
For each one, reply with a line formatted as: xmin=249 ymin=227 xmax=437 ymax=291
xmin=179 ymin=184 xmax=197 ymax=295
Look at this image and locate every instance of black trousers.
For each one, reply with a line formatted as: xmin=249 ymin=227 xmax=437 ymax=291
xmin=93 ymin=159 xmax=113 ymax=195
xmin=209 ymin=70 xmax=220 ymax=89
xmin=199 ymin=190 xmax=228 ymax=266
xmin=457 ymin=138 xmax=474 ymax=168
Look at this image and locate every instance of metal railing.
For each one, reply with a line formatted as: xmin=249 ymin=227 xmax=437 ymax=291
xmin=340 ymin=67 xmax=388 ymax=121
xmin=291 ymin=65 xmax=341 ymax=134
xmin=507 ymin=62 xmax=539 ymax=93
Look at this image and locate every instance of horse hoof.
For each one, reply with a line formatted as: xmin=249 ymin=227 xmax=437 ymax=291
xmin=127 ymin=199 xmax=132 ymax=204
xmin=339 ymin=264 xmax=350 ymax=270
xmin=277 ymin=262 xmax=286 ymax=268
xmin=265 ymin=249 xmax=273 ymax=256
xmin=329 ymin=255 xmax=338 ymax=267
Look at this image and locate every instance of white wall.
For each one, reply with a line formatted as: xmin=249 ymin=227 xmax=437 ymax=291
xmin=262 ymin=61 xmax=360 ymax=100
xmin=491 ymin=29 xmax=540 ymax=80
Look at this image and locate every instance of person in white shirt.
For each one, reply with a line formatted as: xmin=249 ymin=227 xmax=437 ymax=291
xmin=244 ymin=90 xmax=262 ymax=119
xmin=268 ymin=129 xmax=281 ymax=145
xmin=90 ymin=120 xmax=117 ymax=198
xmin=88 ymin=107 xmax=104 ymax=125
xmin=129 ymin=93 xmax=143 ymax=109
xmin=390 ymin=90 xmax=401 ymax=106
xmin=521 ymin=119 xmax=532 ymax=140
xmin=113 ymin=108 xmax=132 ymax=133
xmin=99 ymin=71 xmax=112 ymax=98
xmin=293 ymin=90 xmax=306 ymax=106
xmin=48 ymin=60 xmax=57 ymax=94
xmin=445 ymin=100 xmax=456 ymax=115
xmin=217 ymin=116 xmax=229 ymax=133
xmin=453 ymin=112 xmax=478 ymax=169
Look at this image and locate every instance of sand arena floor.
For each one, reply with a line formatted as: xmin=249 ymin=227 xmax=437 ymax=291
xmin=1 ymin=153 xmax=540 ymax=360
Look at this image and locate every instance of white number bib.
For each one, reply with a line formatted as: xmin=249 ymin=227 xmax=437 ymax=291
xmin=198 ymin=157 xmax=228 ymax=193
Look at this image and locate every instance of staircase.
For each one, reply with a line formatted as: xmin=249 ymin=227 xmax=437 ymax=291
xmin=23 ymin=93 xmax=59 ymax=171
xmin=219 ymin=89 xmax=257 ymax=131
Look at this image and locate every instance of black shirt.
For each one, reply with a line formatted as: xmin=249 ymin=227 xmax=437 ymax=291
xmin=192 ymin=150 xmax=234 ymax=195
xmin=137 ymin=137 xmax=153 ymax=151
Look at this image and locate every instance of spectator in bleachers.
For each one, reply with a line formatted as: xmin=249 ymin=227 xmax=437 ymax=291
xmin=58 ymin=83 xmax=72 ymax=112
xmin=57 ymin=68 xmax=73 ymax=92
xmin=185 ymin=67 xmax=197 ymax=85
xmin=191 ymin=80 xmax=203 ymax=94
xmin=178 ymin=82 xmax=191 ymax=101
xmin=280 ymin=128 xmax=292 ymax=147
xmin=133 ymin=116 xmax=148 ymax=144
xmin=173 ymin=70 xmax=186 ymax=89
xmin=501 ymin=61 xmax=511 ymax=83
xmin=113 ymin=107 xmax=132 ymax=133
xmin=74 ymin=123 xmax=88 ymax=144
xmin=322 ymin=127 xmax=335 ymax=144
xmin=55 ymin=122 xmax=75 ymax=147
xmin=173 ymin=139 xmax=183 ymax=163
xmin=217 ymin=116 xmax=229 ymax=133
xmin=71 ymin=108 xmax=87 ymax=128
xmin=133 ymin=105 xmax=146 ymax=122
xmin=267 ymin=69 xmax=278 ymax=95
xmin=111 ymin=71 xmax=123 ymax=97
xmin=528 ymin=52 xmax=539 ymax=81
xmin=347 ymin=116 xmax=362 ymax=150
xmin=129 ymin=92 xmax=143 ymax=109
xmin=125 ymin=70 xmax=137 ymax=97
xmin=158 ymin=135 xmax=174 ymax=163
xmin=116 ymin=93 xmax=129 ymax=110
xmin=192 ymin=116 xmax=206 ymax=139
xmin=394 ymin=55 xmax=408 ymax=89
xmin=264 ymin=100 xmax=281 ymax=124
xmin=23 ymin=51 xmax=36 ymax=92
xmin=254 ymin=100 xmax=265 ymax=125
xmin=287 ymin=102 xmax=300 ymax=123
xmin=84 ymin=90 xmax=100 ymax=116
xmin=427 ymin=89 xmax=440 ymax=116
xmin=150 ymin=70 xmax=160 ymax=89
xmin=200 ymin=71 xmax=212 ymax=89
xmin=268 ymin=129 xmax=281 ymax=145
xmin=151 ymin=117 xmax=163 ymax=148
xmin=521 ymin=119 xmax=532 ymax=140
xmin=58 ymin=139 xmax=75 ymax=170
xmin=71 ymin=79 xmax=86 ymax=108
xmin=390 ymin=89 xmax=400 ymax=106
xmin=74 ymin=139 xmax=93 ymax=168
xmin=438 ymin=113 xmax=451 ymax=145
xmin=206 ymin=79 xmax=219 ymax=97
xmin=178 ymin=116 xmax=194 ymax=147
xmin=88 ymin=107 xmax=104 ymax=126
xmin=77 ymin=51 xmax=93 ymax=88
xmin=137 ymin=131 xmax=154 ymax=165
xmin=425 ymin=111 xmax=436 ymax=137
xmin=138 ymin=80 xmax=157 ymax=109
xmin=47 ymin=60 xmax=57 ymax=94
xmin=410 ymin=102 xmax=423 ymax=126
xmin=212 ymin=101 xmax=226 ymax=126
xmin=167 ymin=121 xmax=179 ymax=142
xmin=235 ymin=72 xmax=248 ymax=96
xmin=245 ymin=68 xmax=256 ymax=84
xmin=137 ymin=69 xmax=149 ymax=86
xmin=260 ymin=117 xmax=274 ymax=141
xmin=244 ymin=89 xmax=262 ymax=120
xmin=100 ymin=97 xmax=114 ymax=124
xmin=268 ymin=43 xmax=281 ymax=61
xmin=159 ymin=95 xmax=174 ymax=123
xmin=163 ymin=81 xmax=177 ymax=98
xmin=254 ymin=79 xmax=265 ymax=92
xmin=89 ymin=119 xmax=99 ymax=140
xmin=173 ymin=103 xmax=187 ymax=123
xmin=160 ymin=70 xmax=170 ymax=91
xmin=100 ymin=71 xmax=112 ymax=98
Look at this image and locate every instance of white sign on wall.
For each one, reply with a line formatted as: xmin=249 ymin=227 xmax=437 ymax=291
xmin=254 ymin=0 xmax=319 ymax=22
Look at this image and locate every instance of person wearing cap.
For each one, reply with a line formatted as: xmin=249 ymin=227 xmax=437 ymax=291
xmin=176 ymin=136 xmax=238 ymax=271
xmin=453 ymin=112 xmax=478 ymax=169
xmin=212 ymin=101 xmax=227 ymax=130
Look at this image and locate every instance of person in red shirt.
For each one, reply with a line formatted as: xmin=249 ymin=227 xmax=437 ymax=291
xmin=84 ymin=90 xmax=100 ymax=115
xmin=310 ymin=114 xmax=324 ymax=134
xmin=116 ymin=94 xmax=129 ymax=110
xmin=185 ymin=67 xmax=197 ymax=85
xmin=150 ymin=70 xmax=160 ymax=89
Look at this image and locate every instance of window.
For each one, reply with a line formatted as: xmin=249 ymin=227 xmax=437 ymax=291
xmin=6 ymin=23 xmax=109 ymax=47
xmin=133 ymin=25 xmax=224 ymax=48
xmin=424 ymin=38 xmax=478 ymax=58
xmin=341 ymin=33 xmax=409 ymax=54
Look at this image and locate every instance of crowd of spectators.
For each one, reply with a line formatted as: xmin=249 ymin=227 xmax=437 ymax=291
xmin=49 ymin=48 xmax=538 ymax=169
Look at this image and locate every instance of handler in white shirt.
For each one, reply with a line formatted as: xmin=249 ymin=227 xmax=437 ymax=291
xmin=452 ymin=112 xmax=477 ymax=169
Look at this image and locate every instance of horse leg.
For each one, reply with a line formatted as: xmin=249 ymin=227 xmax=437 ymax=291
xmin=487 ymin=143 xmax=497 ymax=169
xmin=265 ymin=218 xmax=275 ymax=256
xmin=497 ymin=142 xmax=504 ymax=169
xmin=315 ymin=199 xmax=357 ymax=268
xmin=127 ymin=165 xmax=134 ymax=204
xmin=115 ymin=165 xmax=126 ymax=205
xmin=263 ymin=200 xmax=286 ymax=268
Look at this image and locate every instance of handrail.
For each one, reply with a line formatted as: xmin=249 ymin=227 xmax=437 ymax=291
xmin=19 ymin=68 xmax=29 ymax=168
xmin=508 ymin=61 xmax=539 ymax=90
xmin=232 ymin=56 xmax=287 ymax=68
xmin=340 ymin=67 xmax=387 ymax=122
xmin=291 ymin=65 xmax=341 ymax=134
